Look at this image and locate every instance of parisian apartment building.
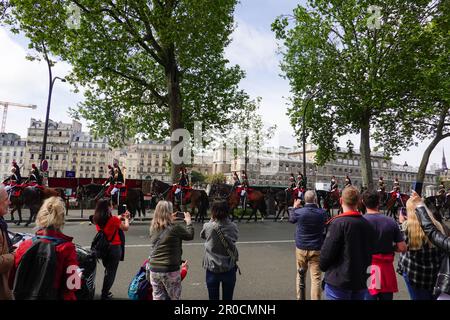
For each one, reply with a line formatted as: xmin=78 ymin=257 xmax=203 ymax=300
xmin=211 ymin=143 xmax=441 ymax=196
xmin=0 ymin=133 xmax=26 ymax=180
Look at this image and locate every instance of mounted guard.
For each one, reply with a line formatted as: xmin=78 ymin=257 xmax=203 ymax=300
xmin=296 ymin=172 xmax=306 ymax=200
xmin=438 ymin=183 xmax=446 ymax=197
xmin=344 ymin=175 xmax=352 ymax=189
xmin=378 ymin=176 xmax=386 ymax=192
xmin=3 ymin=166 xmax=20 ymax=198
xmin=110 ymin=163 xmax=125 ymax=198
xmin=103 ymin=165 xmax=115 ymax=196
xmin=174 ymin=167 xmax=190 ymax=204
xmin=330 ymin=176 xmax=338 ymax=192
xmin=239 ymin=170 xmax=249 ymax=208
xmin=12 ymin=160 xmax=22 ymax=182
xmin=28 ymin=164 xmax=43 ymax=186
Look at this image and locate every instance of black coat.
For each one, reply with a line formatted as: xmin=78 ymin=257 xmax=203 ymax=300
xmin=320 ymin=214 xmax=376 ymax=291
xmin=415 ymin=206 xmax=450 ymax=296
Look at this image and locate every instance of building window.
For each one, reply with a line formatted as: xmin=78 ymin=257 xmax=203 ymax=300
xmin=31 ymin=154 xmax=34 ymax=159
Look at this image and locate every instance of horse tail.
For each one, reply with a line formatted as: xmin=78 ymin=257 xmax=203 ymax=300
xmin=200 ymin=190 xmax=209 ymax=217
xmin=140 ymin=190 xmax=146 ymax=216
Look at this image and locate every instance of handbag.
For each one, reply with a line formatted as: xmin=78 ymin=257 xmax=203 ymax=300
xmin=213 ymin=224 xmax=241 ymax=275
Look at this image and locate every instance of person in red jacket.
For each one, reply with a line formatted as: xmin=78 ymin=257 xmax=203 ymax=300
xmin=12 ymin=196 xmax=79 ymax=300
xmin=93 ymin=199 xmax=130 ymax=300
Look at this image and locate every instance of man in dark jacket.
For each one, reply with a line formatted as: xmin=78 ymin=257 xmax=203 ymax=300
xmin=289 ymin=190 xmax=327 ymax=300
xmin=320 ymin=186 xmax=375 ymax=300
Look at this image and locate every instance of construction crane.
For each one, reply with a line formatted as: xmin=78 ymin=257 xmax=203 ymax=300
xmin=0 ymin=101 xmax=37 ymax=133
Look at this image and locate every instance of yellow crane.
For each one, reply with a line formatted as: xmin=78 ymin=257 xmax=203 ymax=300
xmin=0 ymin=101 xmax=37 ymax=133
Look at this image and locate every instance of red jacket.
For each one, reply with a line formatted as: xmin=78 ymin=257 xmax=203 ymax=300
xmin=12 ymin=229 xmax=79 ymax=300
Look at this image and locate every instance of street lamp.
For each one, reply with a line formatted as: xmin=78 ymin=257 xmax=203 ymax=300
xmin=41 ymin=76 xmax=66 ymax=170
xmin=302 ymin=90 xmax=321 ymax=179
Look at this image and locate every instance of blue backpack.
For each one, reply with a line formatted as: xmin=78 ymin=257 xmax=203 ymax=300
xmin=128 ymin=260 xmax=150 ymax=300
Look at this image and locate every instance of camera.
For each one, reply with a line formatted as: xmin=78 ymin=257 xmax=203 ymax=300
xmin=175 ymin=211 xmax=185 ymax=219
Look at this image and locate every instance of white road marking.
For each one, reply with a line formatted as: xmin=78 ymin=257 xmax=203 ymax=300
xmin=82 ymin=239 xmax=294 ymax=250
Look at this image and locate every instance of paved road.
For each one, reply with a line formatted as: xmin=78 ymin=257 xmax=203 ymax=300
xmin=7 ymin=216 xmax=412 ymax=300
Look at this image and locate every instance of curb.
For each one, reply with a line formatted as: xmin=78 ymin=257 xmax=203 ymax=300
xmin=66 ymin=218 xmax=153 ymax=222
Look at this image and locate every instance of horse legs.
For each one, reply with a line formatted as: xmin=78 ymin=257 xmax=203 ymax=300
xmin=25 ymin=207 xmax=35 ymax=227
xmin=247 ymin=207 xmax=257 ymax=223
xmin=10 ymin=206 xmax=16 ymax=223
xmin=274 ymin=205 xmax=282 ymax=222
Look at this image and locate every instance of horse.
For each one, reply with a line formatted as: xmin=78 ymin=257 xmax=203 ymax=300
xmin=425 ymin=194 xmax=450 ymax=221
xmin=208 ymin=183 xmax=267 ymax=222
xmin=377 ymin=190 xmax=389 ymax=212
xmin=385 ymin=192 xmax=410 ymax=220
xmin=21 ymin=186 xmax=65 ymax=227
xmin=8 ymin=192 xmax=25 ymax=225
xmin=316 ymin=189 xmax=341 ymax=218
xmin=273 ymin=188 xmax=295 ymax=221
xmin=77 ymin=183 xmax=146 ymax=220
xmin=150 ymin=179 xmax=209 ymax=223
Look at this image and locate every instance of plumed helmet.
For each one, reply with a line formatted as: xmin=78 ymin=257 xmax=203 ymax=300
xmin=32 ymin=164 xmax=36 ymax=169
xmin=12 ymin=160 xmax=17 ymax=165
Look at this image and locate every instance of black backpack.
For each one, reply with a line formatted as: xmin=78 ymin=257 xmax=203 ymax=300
xmin=13 ymin=236 xmax=67 ymax=300
xmin=91 ymin=228 xmax=117 ymax=260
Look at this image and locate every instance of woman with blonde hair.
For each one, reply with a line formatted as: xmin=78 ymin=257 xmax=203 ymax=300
xmin=13 ymin=196 xmax=79 ymax=300
xmin=147 ymin=200 xmax=194 ymax=300
xmin=397 ymin=194 xmax=445 ymax=300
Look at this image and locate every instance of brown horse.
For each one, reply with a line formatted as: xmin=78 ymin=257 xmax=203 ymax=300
xmin=77 ymin=183 xmax=145 ymax=219
xmin=273 ymin=188 xmax=295 ymax=221
xmin=21 ymin=186 xmax=65 ymax=227
xmin=8 ymin=192 xmax=25 ymax=225
xmin=208 ymin=183 xmax=267 ymax=222
xmin=385 ymin=192 xmax=410 ymax=220
xmin=150 ymin=179 xmax=209 ymax=223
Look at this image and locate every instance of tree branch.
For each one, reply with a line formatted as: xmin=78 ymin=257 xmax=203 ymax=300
xmin=71 ymin=0 xmax=165 ymax=66
xmin=107 ymin=0 xmax=166 ymax=66
xmin=104 ymin=67 xmax=167 ymax=104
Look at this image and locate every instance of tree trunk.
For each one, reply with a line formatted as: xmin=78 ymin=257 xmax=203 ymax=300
xmin=417 ymin=137 xmax=441 ymax=184
xmin=417 ymin=106 xmax=450 ymax=190
xmin=359 ymin=117 xmax=374 ymax=191
xmin=166 ymin=49 xmax=183 ymax=184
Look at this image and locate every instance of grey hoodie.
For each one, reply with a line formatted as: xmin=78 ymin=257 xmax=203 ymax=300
xmin=200 ymin=218 xmax=239 ymax=273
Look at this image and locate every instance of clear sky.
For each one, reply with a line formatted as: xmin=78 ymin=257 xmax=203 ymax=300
xmin=0 ymin=0 xmax=448 ymax=170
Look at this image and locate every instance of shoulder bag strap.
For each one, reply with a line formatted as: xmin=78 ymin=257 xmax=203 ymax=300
xmin=213 ymin=224 xmax=241 ymax=275
xmin=149 ymin=225 xmax=172 ymax=259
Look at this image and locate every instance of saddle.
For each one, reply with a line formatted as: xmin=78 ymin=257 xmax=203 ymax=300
xmin=171 ymin=185 xmax=192 ymax=203
xmin=236 ymin=186 xmax=253 ymax=196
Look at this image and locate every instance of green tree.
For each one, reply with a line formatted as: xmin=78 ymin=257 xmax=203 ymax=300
xmin=273 ymin=0 xmax=444 ymax=190
xmin=5 ymin=0 xmax=244 ymax=182
xmin=372 ymin=3 xmax=449 ymax=188
xmin=190 ymin=170 xmax=205 ymax=184
xmin=206 ymin=173 xmax=227 ymax=185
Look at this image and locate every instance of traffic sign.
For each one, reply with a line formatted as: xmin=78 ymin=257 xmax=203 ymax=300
xmin=65 ymin=171 xmax=76 ymax=178
xmin=41 ymin=160 xmax=48 ymax=172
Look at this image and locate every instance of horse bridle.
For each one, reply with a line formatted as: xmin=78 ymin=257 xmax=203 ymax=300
xmin=153 ymin=183 xmax=172 ymax=201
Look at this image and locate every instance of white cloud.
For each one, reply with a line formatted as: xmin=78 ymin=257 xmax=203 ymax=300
xmin=0 ymin=28 xmax=85 ymax=137
xmin=225 ymin=19 xmax=279 ymax=72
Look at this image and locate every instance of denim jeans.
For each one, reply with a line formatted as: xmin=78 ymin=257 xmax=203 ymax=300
xmin=402 ymin=273 xmax=435 ymax=300
xmin=324 ymin=283 xmax=366 ymax=300
xmin=206 ymin=268 xmax=237 ymax=300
